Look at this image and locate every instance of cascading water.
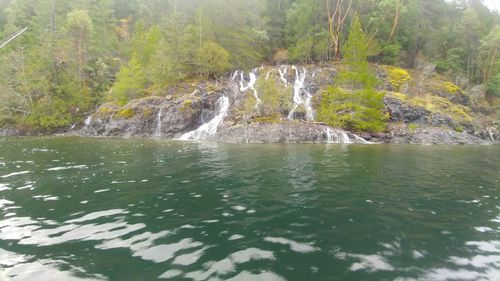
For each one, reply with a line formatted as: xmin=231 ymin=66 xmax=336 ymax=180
xmin=278 ymin=66 xmax=289 ymax=86
xmin=287 ymin=66 xmax=314 ymax=121
xmin=179 ymin=96 xmax=230 ymax=140
xmin=323 ymin=128 xmax=369 ymax=144
xmin=155 ymin=105 xmax=165 ymax=137
xmin=233 ymin=69 xmax=261 ymax=108
xmin=84 ymin=116 xmax=92 ymax=126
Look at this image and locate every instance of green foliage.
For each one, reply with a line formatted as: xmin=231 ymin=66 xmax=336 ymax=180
xmin=255 ymin=77 xmax=293 ymax=117
xmin=317 ymin=87 xmax=387 ymax=132
xmin=65 ymin=9 xmax=93 ymax=35
xmin=180 ymin=99 xmax=195 ymax=114
xmin=454 ymin=125 xmax=464 ymax=133
xmin=131 ymin=23 xmax=161 ymax=66
xmin=408 ymin=123 xmax=418 ymax=131
xmin=0 ymin=0 xmax=499 ymax=132
xmin=115 ymin=108 xmax=135 ymax=119
xmin=338 ymin=15 xmax=378 ymax=89
xmin=318 ymin=15 xmax=387 ymax=133
xmin=440 ymin=81 xmax=464 ymax=95
xmin=25 ymin=98 xmax=74 ymax=130
xmin=381 ymin=43 xmax=401 ymax=65
xmin=196 ymin=41 xmax=232 ymax=78
xmin=110 ymin=56 xmax=147 ymax=105
xmin=390 ymin=92 xmax=474 ymax=123
xmin=486 ymin=73 xmax=500 ymax=97
xmin=286 ymin=0 xmax=329 ymax=62
xmin=388 ymin=67 xmax=412 ymax=92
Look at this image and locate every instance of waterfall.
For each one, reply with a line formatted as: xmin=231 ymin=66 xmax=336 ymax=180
xmin=232 ymin=65 xmax=316 ymax=121
xmin=179 ymin=96 xmax=230 ymax=140
xmin=155 ymin=105 xmax=165 ymax=137
xmin=234 ymin=69 xmax=261 ymax=108
xmin=287 ymin=66 xmax=314 ymax=121
xmin=231 ymin=70 xmax=239 ymax=81
xmin=278 ymin=66 xmax=289 ymax=86
xmin=84 ymin=116 xmax=92 ymax=126
xmin=324 ymin=128 xmax=369 ymax=144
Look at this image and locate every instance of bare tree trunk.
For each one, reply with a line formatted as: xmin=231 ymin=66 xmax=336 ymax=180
xmin=388 ymin=0 xmax=405 ymax=42
xmin=327 ymin=0 xmax=352 ymax=61
xmin=484 ymin=49 xmax=497 ymax=82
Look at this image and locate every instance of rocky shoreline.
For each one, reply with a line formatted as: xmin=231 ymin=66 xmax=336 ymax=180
xmin=1 ymin=65 xmax=498 ymax=145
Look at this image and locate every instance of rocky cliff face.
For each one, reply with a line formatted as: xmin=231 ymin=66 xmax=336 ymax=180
xmin=78 ymin=64 xmax=498 ymax=144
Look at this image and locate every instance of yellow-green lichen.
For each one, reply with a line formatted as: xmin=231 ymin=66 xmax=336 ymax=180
xmin=96 ymin=106 xmax=114 ymax=117
xmin=454 ymin=125 xmax=465 ymax=133
xmin=142 ymin=107 xmax=154 ymax=118
xmin=408 ymin=123 xmax=418 ymax=132
xmin=391 ymin=92 xmax=409 ymax=101
xmin=115 ymin=108 xmax=135 ymax=119
xmin=388 ymin=67 xmax=413 ymax=92
xmin=254 ymin=115 xmax=282 ymax=124
xmin=440 ymin=81 xmax=464 ymax=95
xmin=411 ymin=95 xmax=473 ymax=122
xmin=180 ymin=99 xmax=194 ymax=113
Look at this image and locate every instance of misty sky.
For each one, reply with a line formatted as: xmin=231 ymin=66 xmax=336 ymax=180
xmin=484 ymin=0 xmax=500 ymax=11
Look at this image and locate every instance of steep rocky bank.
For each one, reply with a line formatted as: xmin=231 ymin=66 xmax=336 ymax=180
xmin=5 ymin=64 xmax=498 ymax=144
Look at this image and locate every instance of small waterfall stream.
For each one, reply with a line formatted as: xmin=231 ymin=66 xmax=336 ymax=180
xmin=184 ymin=65 xmax=368 ymax=143
xmin=155 ymin=105 xmax=165 ymax=137
xmin=179 ymin=96 xmax=230 ymax=140
xmin=278 ymin=66 xmax=289 ymax=85
xmin=324 ymin=128 xmax=369 ymax=144
xmin=287 ymin=66 xmax=314 ymax=121
xmin=84 ymin=116 xmax=92 ymax=126
xmin=235 ymin=69 xmax=261 ymax=108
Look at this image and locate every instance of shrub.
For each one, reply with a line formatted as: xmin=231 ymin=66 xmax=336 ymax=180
xmin=110 ymin=56 xmax=148 ymax=105
xmin=454 ymin=125 xmax=465 ymax=133
xmin=317 ymin=87 xmax=387 ymax=132
xmin=317 ymin=15 xmax=387 ymax=133
xmin=486 ymin=73 xmax=500 ymax=97
xmin=408 ymin=123 xmax=418 ymax=131
xmin=388 ymin=67 xmax=412 ymax=92
xmin=273 ymin=48 xmax=289 ymax=64
xmin=180 ymin=99 xmax=195 ymax=113
xmin=195 ymin=41 xmax=231 ymax=79
xmin=96 ymin=106 xmax=114 ymax=117
xmin=25 ymin=98 xmax=74 ymax=130
xmin=440 ymin=81 xmax=464 ymax=95
xmin=255 ymin=77 xmax=293 ymax=117
xmin=381 ymin=43 xmax=401 ymax=65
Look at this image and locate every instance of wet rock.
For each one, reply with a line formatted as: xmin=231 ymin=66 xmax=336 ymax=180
xmin=81 ymin=96 xmax=205 ymax=138
xmin=213 ymin=122 xmax=367 ymax=144
xmin=384 ymin=97 xmax=430 ymax=124
xmin=391 ymin=127 xmax=490 ymax=145
xmin=0 ymin=127 xmax=22 ymax=137
xmin=71 ymin=64 xmax=495 ymax=145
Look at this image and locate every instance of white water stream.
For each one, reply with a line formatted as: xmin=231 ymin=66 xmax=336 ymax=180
xmin=179 ymin=96 xmax=230 ymax=140
xmin=84 ymin=116 xmax=92 ymax=126
xmin=179 ymin=65 xmax=367 ymax=143
xmin=287 ymin=66 xmax=314 ymax=121
xmin=155 ymin=105 xmax=165 ymax=137
xmin=324 ymin=128 xmax=369 ymax=144
xmin=236 ymin=70 xmax=261 ymax=108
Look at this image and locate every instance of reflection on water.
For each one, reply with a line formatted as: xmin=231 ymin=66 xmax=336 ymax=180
xmin=0 ymin=138 xmax=499 ymax=280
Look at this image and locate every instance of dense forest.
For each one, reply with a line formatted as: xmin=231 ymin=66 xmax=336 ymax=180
xmin=0 ymin=0 xmax=499 ymax=131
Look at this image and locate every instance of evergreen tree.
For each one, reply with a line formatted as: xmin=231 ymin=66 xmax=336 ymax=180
xmin=317 ymin=15 xmax=387 ymax=132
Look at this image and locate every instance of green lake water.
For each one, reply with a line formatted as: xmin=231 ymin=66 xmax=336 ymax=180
xmin=0 ymin=137 xmax=499 ymax=281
